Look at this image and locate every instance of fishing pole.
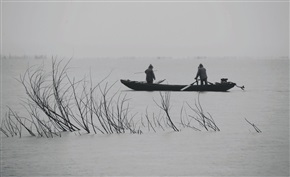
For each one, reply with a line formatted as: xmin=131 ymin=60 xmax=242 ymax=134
xmin=134 ymin=70 xmax=158 ymax=74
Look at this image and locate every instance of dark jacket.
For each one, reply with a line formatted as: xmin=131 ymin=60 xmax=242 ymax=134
xmin=195 ymin=67 xmax=207 ymax=80
xmin=145 ymin=68 xmax=155 ymax=83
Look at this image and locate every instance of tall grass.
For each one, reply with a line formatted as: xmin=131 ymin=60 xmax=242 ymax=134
xmin=1 ymin=58 xmax=256 ymax=138
xmin=0 ymin=59 xmax=135 ymax=137
xmin=184 ymin=93 xmax=220 ymax=131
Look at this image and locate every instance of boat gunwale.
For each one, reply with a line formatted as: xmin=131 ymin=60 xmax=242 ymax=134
xmin=120 ymin=79 xmax=236 ymax=92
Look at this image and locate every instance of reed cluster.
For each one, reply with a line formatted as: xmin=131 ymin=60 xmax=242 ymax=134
xmin=1 ymin=58 xmax=260 ymax=138
xmin=1 ymin=59 xmax=142 ymax=137
xmin=180 ymin=93 xmax=220 ymax=131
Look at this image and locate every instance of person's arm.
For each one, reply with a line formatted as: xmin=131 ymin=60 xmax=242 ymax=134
xmin=195 ymin=69 xmax=200 ymax=79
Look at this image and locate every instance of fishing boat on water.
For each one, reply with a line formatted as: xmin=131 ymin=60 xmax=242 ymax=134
xmin=120 ymin=78 xmax=243 ymax=92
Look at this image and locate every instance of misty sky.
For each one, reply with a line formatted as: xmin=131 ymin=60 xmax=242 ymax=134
xmin=1 ymin=1 xmax=289 ymax=58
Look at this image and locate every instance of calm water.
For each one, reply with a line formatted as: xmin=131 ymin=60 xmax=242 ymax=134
xmin=1 ymin=57 xmax=289 ymax=176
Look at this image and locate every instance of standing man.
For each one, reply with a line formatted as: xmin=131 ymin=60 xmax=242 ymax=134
xmin=195 ymin=64 xmax=208 ymax=85
xmin=145 ymin=64 xmax=155 ymax=84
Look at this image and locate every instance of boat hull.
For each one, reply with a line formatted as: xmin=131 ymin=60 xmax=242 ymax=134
xmin=120 ymin=79 xmax=236 ymax=92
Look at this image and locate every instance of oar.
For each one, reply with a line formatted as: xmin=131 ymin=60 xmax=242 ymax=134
xmin=181 ymin=80 xmax=198 ymax=91
xmin=155 ymin=79 xmax=165 ymax=84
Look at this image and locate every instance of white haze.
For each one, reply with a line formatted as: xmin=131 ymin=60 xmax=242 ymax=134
xmin=1 ymin=1 xmax=289 ymax=58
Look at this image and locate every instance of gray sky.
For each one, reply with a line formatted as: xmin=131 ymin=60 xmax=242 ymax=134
xmin=1 ymin=1 xmax=289 ymax=58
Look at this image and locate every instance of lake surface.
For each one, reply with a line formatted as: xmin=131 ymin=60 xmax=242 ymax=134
xmin=1 ymin=57 xmax=289 ymax=176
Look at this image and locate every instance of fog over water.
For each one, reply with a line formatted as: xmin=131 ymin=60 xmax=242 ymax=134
xmin=1 ymin=1 xmax=289 ymax=176
xmin=1 ymin=57 xmax=289 ymax=176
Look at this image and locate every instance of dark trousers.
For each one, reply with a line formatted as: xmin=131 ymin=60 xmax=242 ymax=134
xmin=146 ymin=79 xmax=153 ymax=84
xmin=200 ymin=78 xmax=208 ymax=85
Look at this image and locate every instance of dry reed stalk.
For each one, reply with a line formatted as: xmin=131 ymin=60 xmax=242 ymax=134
xmin=185 ymin=93 xmax=220 ymax=131
xmin=154 ymin=92 xmax=179 ymax=132
xmin=245 ymin=118 xmax=262 ymax=133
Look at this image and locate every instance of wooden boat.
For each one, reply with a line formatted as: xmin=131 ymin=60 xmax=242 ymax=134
xmin=120 ymin=79 xmax=238 ymax=92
